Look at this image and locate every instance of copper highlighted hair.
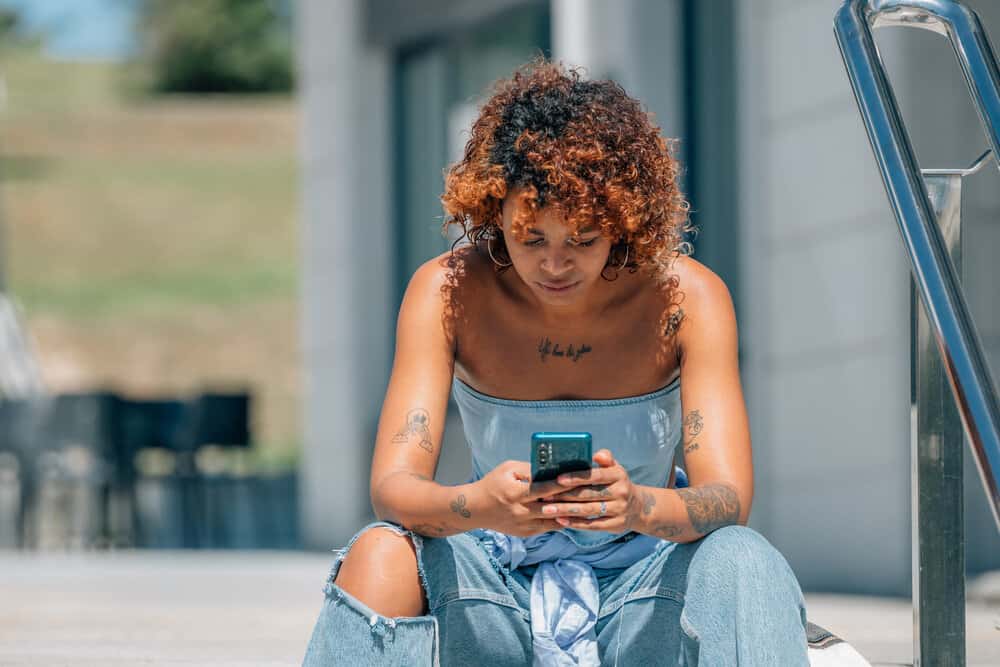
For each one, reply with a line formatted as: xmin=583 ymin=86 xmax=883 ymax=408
xmin=440 ymin=56 xmax=695 ymax=283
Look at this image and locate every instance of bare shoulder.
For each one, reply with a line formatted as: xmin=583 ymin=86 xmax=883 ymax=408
xmin=401 ymin=245 xmax=492 ymax=347
xmin=659 ymin=254 xmax=737 ymax=348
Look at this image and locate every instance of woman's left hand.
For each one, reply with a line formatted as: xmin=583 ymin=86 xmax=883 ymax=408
xmin=538 ymin=448 xmax=643 ymax=531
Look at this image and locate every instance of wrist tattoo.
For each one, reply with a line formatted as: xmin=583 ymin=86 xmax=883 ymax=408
xmin=450 ymin=493 xmax=472 ymax=518
xmin=410 ymin=522 xmax=455 ymax=537
xmin=641 ymin=490 xmax=656 ymax=515
xmin=677 ymin=483 xmax=740 ymax=534
xmin=640 ymin=490 xmax=682 ymax=538
xmin=391 ymin=408 xmax=434 ymax=452
xmin=653 ymin=523 xmax=683 ymax=538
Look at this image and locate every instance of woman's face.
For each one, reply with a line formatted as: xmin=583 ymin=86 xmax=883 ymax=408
xmin=500 ymin=189 xmax=614 ymax=306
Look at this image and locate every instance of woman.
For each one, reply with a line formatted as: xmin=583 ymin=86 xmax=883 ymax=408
xmin=302 ymin=57 xmax=819 ymax=666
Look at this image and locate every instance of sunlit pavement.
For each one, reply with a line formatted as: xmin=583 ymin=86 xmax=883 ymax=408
xmin=0 ymin=551 xmax=997 ymax=666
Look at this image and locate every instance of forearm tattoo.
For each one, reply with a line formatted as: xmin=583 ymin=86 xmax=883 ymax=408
xmin=537 ymin=337 xmax=593 ymax=362
xmin=391 ymin=408 xmax=434 ymax=452
xmin=450 ymin=493 xmax=471 ymax=518
xmin=682 ymin=409 xmax=703 ymax=455
xmin=677 ymin=483 xmax=740 ymax=534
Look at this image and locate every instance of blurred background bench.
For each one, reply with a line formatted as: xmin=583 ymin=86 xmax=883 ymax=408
xmin=0 ymin=388 xmax=299 ymax=550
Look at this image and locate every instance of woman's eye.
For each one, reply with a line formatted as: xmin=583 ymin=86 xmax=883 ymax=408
xmin=524 ymin=237 xmax=597 ymax=247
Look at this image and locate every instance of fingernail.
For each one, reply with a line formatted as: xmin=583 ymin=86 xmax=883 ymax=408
xmin=543 ymin=505 xmax=557 ymax=514
xmin=558 ymin=475 xmax=570 ymax=484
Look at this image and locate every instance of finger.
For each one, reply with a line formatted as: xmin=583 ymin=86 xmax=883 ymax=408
xmin=555 ymin=515 xmax=617 ymax=530
xmin=527 ymin=479 xmax=572 ymax=498
xmin=541 ymin=500 xmax=613 ymax=518
xmin=540 ymin=483 xmax=614 ymax=502
xmin=538 ymin=518 xmax=563 ymax=531
xmin=555 ymin=467 xmax=614 ymax=487
xmin=593 ymin=449 xmax=616 ymax=467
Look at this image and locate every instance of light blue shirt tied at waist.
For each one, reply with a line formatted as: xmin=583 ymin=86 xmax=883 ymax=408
xmin=450 ymin=375 xmax=685 ymax=666
xmin=473 ymin=527 xmax=669 ymax=667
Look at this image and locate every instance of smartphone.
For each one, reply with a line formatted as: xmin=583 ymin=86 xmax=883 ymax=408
xmin=531 ymin=432 xmax=593 ymax=482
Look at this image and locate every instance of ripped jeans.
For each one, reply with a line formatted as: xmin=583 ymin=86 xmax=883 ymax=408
xmin=300 ymin=521 xmax=809 ymax=666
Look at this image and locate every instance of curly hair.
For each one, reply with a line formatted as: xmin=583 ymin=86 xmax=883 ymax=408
xmin=440 ymin=55 xmax=695 ymax=284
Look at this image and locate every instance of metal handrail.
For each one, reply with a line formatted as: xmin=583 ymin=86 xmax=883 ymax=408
xmin=834 ymin=0 xmax=1000 ymax=530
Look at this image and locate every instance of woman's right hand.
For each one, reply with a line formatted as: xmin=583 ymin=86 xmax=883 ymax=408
xmin=475 ymin=460 xmax=566 ymax=537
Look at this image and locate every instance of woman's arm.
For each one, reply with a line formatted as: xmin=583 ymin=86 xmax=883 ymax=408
xmin=369 ymin=255 xmax=480 ymax=537
xmin=635 ymin=262 xmax=753 ymax=543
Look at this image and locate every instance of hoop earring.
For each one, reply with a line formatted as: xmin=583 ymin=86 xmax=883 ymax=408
xmin=486 ymin=229 xmax=512 ymax=267
xmin=615 ymin=244 xmax=630 ymax=271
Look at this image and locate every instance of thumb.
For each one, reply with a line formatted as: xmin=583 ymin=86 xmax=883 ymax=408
xmin=593 ymin=448 xmax=616 ymax=467
xmin=512 ymin=462 xmax=532 ymax=483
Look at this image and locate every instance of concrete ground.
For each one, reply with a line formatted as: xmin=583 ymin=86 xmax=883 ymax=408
xmin=0 ymin=551 xmax=997 ymax=666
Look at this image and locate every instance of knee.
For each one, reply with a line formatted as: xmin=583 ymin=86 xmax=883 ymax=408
xmin=689 ymin=525 xmax=800 ymax=593
xmin=336 ymin=526 xmax=421 ymax=581
xmin=332 ymin=525 xmax=428 ymax=616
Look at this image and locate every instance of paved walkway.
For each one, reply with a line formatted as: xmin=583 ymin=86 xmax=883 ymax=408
xmin=1 ymin=551 xmax=997 ymax=666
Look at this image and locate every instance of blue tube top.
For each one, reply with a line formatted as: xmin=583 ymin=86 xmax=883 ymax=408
xmin=450 ymin=375 xmax=682 ymax=548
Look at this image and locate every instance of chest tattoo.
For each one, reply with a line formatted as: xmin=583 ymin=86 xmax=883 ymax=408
xmin=537 ymin=336 xmax=593 ymax=362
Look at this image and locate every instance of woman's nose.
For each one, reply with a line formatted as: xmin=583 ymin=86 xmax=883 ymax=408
xmin=540 ymin=248 xmax=573 ymax=274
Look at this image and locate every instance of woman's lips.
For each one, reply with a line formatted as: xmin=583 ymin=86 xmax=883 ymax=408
xmin=538 ymin=281 xmax=580 ymax=293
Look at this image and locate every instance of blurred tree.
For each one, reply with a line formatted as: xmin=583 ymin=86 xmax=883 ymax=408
xmin=135 ymin=0 xmax=294 ymax=93
xmin=0 ymin=8 xmax=18 ymax=40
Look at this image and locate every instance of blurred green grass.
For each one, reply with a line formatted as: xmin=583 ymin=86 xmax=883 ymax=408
xmin=0 ymin=45 xmax=302 ymax=466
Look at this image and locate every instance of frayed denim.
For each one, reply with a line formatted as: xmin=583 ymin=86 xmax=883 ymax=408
xmin=301 ymin=521 xmax=809 ymax=666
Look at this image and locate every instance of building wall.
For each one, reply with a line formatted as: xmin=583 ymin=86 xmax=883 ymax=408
xmin=296 ymin=0 xmax=394 ymax=549
xmin=297 ymin=0 xmax=1000 ymax=590
xmin=738 ymin=0 xmax=1000 ymax=595
xmin=888 ymin=0 xmax=1000 ymax=577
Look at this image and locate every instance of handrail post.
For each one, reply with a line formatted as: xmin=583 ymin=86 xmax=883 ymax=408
xmin=911 ymin=167 xmax=970 ymax=666
xmin=835 ymin=1 xmax=1000 ymax=664
xmin=835 ymin=0 xmax=1000 ymax=532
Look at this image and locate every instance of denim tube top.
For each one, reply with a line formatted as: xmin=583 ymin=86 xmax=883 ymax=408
xmin=451 ymin=375 xmax=682 ymax=548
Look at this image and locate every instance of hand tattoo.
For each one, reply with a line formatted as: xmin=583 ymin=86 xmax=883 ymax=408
xmin=391 ymin=408 xmax=434 ymax=452
xmin=677 ymin=483 xmax=740 ymax=534
xmin=592 ymin=485 xmax=612 ymax=498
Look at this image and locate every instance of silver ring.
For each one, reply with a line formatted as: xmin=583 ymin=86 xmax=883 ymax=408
xmin=599 ymin=500 xmax=607 ymax=516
